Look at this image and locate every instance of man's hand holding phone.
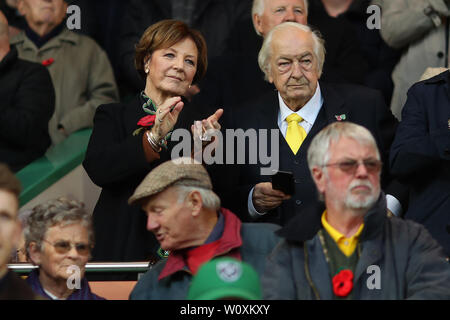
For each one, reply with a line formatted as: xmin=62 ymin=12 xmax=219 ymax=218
xmin=252 ymin=182 xmax=291 ymax=213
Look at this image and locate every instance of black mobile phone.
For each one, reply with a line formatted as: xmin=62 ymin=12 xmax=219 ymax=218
xmin=271 ymin=170 xmax=295 ymax=195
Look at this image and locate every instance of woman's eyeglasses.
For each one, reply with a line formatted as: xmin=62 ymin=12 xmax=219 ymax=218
xmin=323 ymin=159 xmax=382 ymax=175
xmin=43 ymin=239 xmax=91 ymax=256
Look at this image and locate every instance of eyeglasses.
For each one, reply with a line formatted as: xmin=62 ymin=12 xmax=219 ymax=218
xmin=323 ymin=159 xmax=382 ymax=174
xmin=42 ymin=239 xmax=91 ymax=256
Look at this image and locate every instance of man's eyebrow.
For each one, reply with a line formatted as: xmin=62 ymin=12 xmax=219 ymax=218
xmin=0 ymin=210 xmax=14 ymax=218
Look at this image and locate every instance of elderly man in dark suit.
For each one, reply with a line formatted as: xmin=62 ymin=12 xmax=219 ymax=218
xmin=218 ymin=22 xmax=405 ymax=226
xmin=390 ymin=70 xmax=450 ymax=257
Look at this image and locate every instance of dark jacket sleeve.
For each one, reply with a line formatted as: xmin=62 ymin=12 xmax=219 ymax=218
xmin=0 ymin=62 xmax=54 ymax=150
xmin=369 ymin=89 xmax=409 ymax=207
xmin=390 ymin=83 xmax=450 ymax=179
xmin=82 ymin=104 xmax=151 ymax=188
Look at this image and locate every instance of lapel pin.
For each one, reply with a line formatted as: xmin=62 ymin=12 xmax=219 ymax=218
xmin=335 ymin=114 xmax=347 ymax=121
xmin=448 ymin=119 xmax=450 ymax=129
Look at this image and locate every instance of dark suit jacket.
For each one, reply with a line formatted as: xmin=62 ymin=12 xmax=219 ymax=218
xmin=390 ymin=71 xmax=450 ymax=256
xmin=217 ymin=81 xmax=404 ymax=225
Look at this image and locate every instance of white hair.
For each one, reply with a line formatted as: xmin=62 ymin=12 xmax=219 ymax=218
xmin=252 ymin=0 xmax=309 ymax=36
xmin=307 ymin=122 xmax=380 ymax=173
xmin=258 ymin=22 xmax=325 ymax=81
xmin=174 ymin=184 xmax=221 ymax=211
xmin=307 ymin=122 xmax=381 ymax=202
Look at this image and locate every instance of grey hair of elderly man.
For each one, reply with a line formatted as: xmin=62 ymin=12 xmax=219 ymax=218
xmin=252 ymin=0 xmax=309 ymax=36
xmin=258 ymin=22 xmax=326 ymax=81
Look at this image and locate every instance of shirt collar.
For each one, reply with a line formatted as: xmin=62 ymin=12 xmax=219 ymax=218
xmin=24 ymin=21 xmax=65 ymax=49
xmin=278 ymin=83 xmax=323 ymax=126
xmin=321 ymin=211 xmax=364 ymax=257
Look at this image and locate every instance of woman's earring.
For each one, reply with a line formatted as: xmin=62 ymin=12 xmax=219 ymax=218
xmin=145 ymin=68 xmax=149 ymax=74
xmin=188 ymin=84 xmax=192 ymax=88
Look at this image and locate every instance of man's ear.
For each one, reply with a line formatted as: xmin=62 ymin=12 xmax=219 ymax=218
xmin=311 ymin=166 xmax=326 ymax=195
xmin=268 ymin=70 xmax=274 ymax=83
xmin=28 ymin=242 xmax=41 ymax=265
xmin=252 ymin=13 xmax=264 ymax=36
xmin=17 ymin=0 xmax=26 ymax=16
xmin=187 ymin=191 xmax=203 ymax=217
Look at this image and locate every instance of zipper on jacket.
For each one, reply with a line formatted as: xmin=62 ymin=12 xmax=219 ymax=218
xmin=303 ymin=245 xmax=321 ymax=300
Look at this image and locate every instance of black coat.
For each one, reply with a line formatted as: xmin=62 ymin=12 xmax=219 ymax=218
xmin=308 ymin=0 xmax=400 ymax=105
xmin=83 ymin=95 xmax=197 ymax=262
xmin=216 ymin=81 xmax=407 ymax=225
xmin=390 ymin=70 xmax=450 ymax=256
xmin=83 ymin=95 xmax=164 ymax=262
xmin=0 ymin=47 xmax=54 ymax=172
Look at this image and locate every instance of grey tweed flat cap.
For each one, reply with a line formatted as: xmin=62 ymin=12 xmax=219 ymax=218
xmin=128 ymin=158 xmax=212 ymax=205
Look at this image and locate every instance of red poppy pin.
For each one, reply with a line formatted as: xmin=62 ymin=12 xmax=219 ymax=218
xmin=332 ymin=269 xmax=354 ymax=297
xmin=133 ymin=114 xmax=156 ymax=136
xmin=42 ymin=58 xmax=55 ymax=67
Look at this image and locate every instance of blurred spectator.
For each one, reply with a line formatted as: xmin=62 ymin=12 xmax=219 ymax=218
xmin=25 ymin=197 xmax=104 ymax=300
xmin=374 ymin=0 xmax=450 ymax=119
xmin=0 ymin=10 xmax=54 ymax=172
xmin=187 ymin=257 xmax=262 ymax=300
xmin=128 ymin=159 xmax=279 ymax=299
xmin=263 ymin=122 xmax=450 ymax=299
xmin=118 ymin=0 xmax=252 ymax=95
xmin=390 ymin=70 xmax=450 ymax=257
xmin=0 ymin=163 xmax=38 ymax=299
xmin=11 ymin=0 xmax=119 ymax=144
xmin=309 ymin=0 xmax=400 ymax=105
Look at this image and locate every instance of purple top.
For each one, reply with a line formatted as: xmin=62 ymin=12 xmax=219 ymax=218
xmin=26 ymin=269 xmax=105 ymax=300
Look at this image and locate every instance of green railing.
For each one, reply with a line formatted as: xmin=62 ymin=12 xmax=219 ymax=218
xmin=16 ymin=129 xmax=92 ymax=206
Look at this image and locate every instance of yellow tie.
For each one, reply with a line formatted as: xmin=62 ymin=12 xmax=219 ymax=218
xmin=285 ymin=113 xmax=307 ymax=155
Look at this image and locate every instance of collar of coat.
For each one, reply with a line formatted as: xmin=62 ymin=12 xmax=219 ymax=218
xmin=158 ymin=207 xmax=243 ymax=280
xmin=10 ymin=28 xmax=79 ymax=52
xmin=276 ymin=192 xmax=388 ymax=244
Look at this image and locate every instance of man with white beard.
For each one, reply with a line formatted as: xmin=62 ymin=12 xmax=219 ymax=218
xmin=262 ymin=122 xmax=450 ymax=300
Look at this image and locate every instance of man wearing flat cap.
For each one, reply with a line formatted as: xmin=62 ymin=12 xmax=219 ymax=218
xmin=128 ymin=158 xmax=280 ymax=300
